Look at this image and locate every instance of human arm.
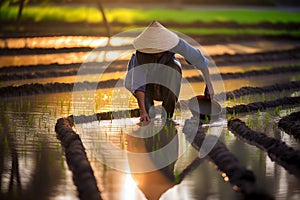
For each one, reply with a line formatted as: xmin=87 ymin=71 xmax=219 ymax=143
xmin=171 ymin=39 xmax=215 ymax=99
xmin=135 ymin=90 xmax=150 ymax=122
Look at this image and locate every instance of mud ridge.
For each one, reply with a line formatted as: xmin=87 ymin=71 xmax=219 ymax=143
xmin=0 ymin=65 xmax=299 ymax=97
xmin=218 ymin=80 xmax=300 ymax=99
xmin=228 ymin=118 xmax=300 ymax=178
xmin=55 ymin=117 xmax=102 ymax=200
xmin=0 ymin=45 xmax=132 ymax=56
xmin=278 ymin=111 xmax=300 ymax=140
xmin=187 ymin=65 xmax=300 ymax=83
xmin=1 ymin=46 xmax=300 ymax=70
xmin=1 ymin=62 xmax=299 ymax=82
xmin=182 ymin=118 xmax=272 ymax=198
xmin=70 ymin=108 xmax=140 ymax=124
xmin=0 ymin=80 xmax=119 ymax=98
xmin=226 ymin=96 xmax=300 ymax=115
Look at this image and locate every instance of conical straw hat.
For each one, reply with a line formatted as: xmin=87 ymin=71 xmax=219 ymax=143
xmin=133 ymin=20 xmax=179 ymax=53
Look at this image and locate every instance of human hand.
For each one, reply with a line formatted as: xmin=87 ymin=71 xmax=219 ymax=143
xmin=138 ymin=111 xmax=151 ymax=126
xmin=204 ymin=85 xmax=214 ymax=99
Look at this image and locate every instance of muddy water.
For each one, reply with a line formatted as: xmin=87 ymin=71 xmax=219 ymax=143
xmin=1 ymin=37 xmax=300 ymax=199
xmin=1 ymin=84 xmax=300 ymax=199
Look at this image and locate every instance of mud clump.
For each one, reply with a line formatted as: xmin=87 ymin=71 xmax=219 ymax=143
xmin=278 ymin=111 xmax=300 ymax=140
xmin=227 ymin=96 xmax=300 ymax=115
xmin=55 ymin=117 xmax=102 ymax=200
xmin=182 ymin=119 xmax=273 ymax=198
xmin=228 ymin=118 xmax=300 ymax=178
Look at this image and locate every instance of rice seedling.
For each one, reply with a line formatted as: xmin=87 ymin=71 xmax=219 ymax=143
xmin=226 ymin=129 xmax=230 ymax=137
xmin=158 ymin=132 xmax=161 ymax=143
xmin=164 ymin=124 xmax=169 ymax=136
xmin=156 ymin=143 xmax=159 ymax=151
xmin=27 ymin=100 xmax=31 ymax=112
xmin=273 ymin=106 xmax=282 ymax=116
xmin=174 ymin=169 xmax=180 ymax=184
xmin=246 ymin=96 xmax=250 ymax=104
xmin=262 ymin=93 xmax=265 ymax=102
xmin=204 ymin=115 xmax=209 ymax=123
xmin=233 ymin=96 xmax=237 ymax=105
xmin=257 ymin=109 xmax=261 ymax=117
xmin=67 ymin=100 xmax=71 ymax=115
xmin=227 ymin=97 xmax=231 ymax=106
xmin=28 ymin=115 xmax=34 ymax=127
xmin=246 ymin=116 xmax=253 ymax=129
xmin=60 ymin=99 xmax=64 ymax=111
xmin=264 ymin=113 xmax=270 ymax=131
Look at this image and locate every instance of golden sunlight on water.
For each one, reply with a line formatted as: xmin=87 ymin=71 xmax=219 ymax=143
xmin=2 ymin=36 xmax=298 ymax=68
xmin=0 ymin=36 xmax=133 ymax=49
xmin=0 ymin=50 xmax=133 ymax=67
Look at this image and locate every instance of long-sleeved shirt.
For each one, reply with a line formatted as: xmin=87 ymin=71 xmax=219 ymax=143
xmin=125 ymin=38 xmax=212 ymax=96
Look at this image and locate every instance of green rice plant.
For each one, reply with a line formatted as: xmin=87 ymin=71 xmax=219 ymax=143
xmin=264 ymin=113 xmax=270 ymax=131
xmin=233 ymin=96 xmax=237 ymax=105
xmin=273 ymin=106 xmax=282 ymax=116
xmin=158 ymin=132 xmax=161 ymax=143
xmin=204 ymin=115 xmax=209 ymax=123
xmin=225 ymin=129 xmax=230 ymax=137
xmin=246 ymin=116 xmax=253 ymax=129
xmin=232 ymin=110 xmax=236 ymax=118
xmin=164 ymin=124 xmax=169 ymax=136
xmin=239 ymin=96 xmax=243 ymax=104
xmin=67 ymin=100 xmax=71 ymax=115
xmin=28 ymin=115 xmax=34 ymax=127
xmin=246 ymin=96 xmax=250 ymax=104
xmin=60 ymin=156 xmax=65 ymax=169
xmin=27 ymin=100 xmax=31 ymax=112
xmin=262 ymin=93 xmax=265 ymax=102
xmin=226 ymin=114 xmax=233 ymax=120
xmin=60 ymin=99 xmax=64 ymax=111
xmin=174 ymin=169 xmax=180 ymax=184
xmin=257 ymin=109 xmax=261 ymax=117
xmin=227 ymin=97 xmax=231 ymax=105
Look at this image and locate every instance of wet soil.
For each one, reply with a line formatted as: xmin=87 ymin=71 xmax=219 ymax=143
xmin=55 ymin=117 xmax=102 ymax=200
xmin=278 ymin=111 xmax=300 ymax=140
xmin=1 ymin=47 xmax=300 ymax=83
xmin=2 ymin=19 xmax=300 ymax=199
xmin=228 ymin=118 xmax=300 ymax=178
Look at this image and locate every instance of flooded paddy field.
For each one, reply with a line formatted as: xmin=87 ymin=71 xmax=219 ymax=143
xmin=1 ymin=35 xmax=300 ymax=200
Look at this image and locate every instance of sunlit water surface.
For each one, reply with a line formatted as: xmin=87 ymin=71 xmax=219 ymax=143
xmin=1 ymin=36 xmax=300 ymax=199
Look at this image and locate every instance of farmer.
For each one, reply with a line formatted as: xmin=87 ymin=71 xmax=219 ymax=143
xmin=125 ymin=20 xmax=214 ymax=123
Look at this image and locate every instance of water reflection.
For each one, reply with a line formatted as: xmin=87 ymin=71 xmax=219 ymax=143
xmin=0 ymin=99 xmax=76 ymax=200
xmin=126 ymin=120 xmax=195 ymax=200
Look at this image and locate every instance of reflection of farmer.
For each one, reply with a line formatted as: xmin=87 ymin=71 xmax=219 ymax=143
xmin=125 ymin=20 xmax=214 ymax=123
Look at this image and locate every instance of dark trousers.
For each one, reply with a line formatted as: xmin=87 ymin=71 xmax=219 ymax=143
xmin=144 ymin=60 xmax=182 ymax=119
